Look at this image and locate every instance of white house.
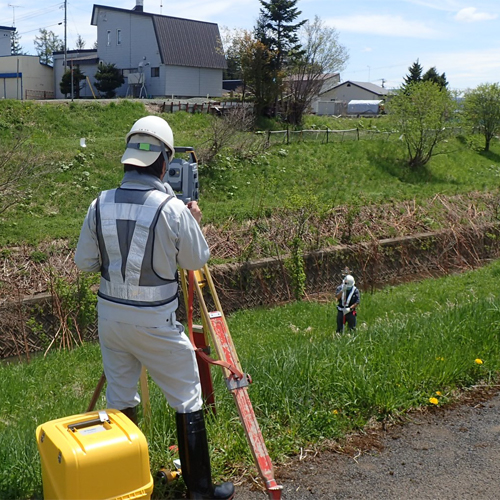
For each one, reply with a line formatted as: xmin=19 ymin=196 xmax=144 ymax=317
xmin=82 ymin=0 xmax=227 ymax=99
xmin=0 ymin=26 xmax=15 ymax=56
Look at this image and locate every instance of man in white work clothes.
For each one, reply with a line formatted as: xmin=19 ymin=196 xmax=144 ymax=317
xmin=75 ymin=115 xmax=234 ymax=500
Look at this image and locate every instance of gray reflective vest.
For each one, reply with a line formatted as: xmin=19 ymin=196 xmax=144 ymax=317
xmin=95 ymin=188 xmax=178 ymax=307
xmin=337 ymin=286 xmax=358 ymax=311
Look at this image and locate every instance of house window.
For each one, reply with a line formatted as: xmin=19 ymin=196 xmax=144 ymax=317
xmin=107 ymin=30 xmax=111 ymax=46
xmin=151 ymin=67 xmax=159 ymax=78
xmin=117 ymin=29 xmax=122 ymax=45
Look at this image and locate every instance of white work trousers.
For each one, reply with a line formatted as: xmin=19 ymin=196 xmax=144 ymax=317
xmin=98 ymin=316 xmax=203 ymax=413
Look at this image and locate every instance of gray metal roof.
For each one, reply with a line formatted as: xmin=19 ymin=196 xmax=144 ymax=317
xmin=334 ymin=80 xmax=388 ymax=95
xmin=152 ymin=15 xmax=226 ymax=70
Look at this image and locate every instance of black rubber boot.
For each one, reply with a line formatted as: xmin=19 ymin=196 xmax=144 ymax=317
xmin=176 ymin=410 xmax=234 ymax=500
xmin=120 ymin=406 xmax=138 ymax=425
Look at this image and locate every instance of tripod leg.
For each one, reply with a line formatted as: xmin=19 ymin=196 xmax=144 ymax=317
xmin=87 ymin=372 xmax=106 ymax=412
xmin=140 ymin=366 xmax=152 ymax=424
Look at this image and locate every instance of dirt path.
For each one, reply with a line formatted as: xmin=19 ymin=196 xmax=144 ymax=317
xmin=234 ymin=386 xmax=500 ymax=499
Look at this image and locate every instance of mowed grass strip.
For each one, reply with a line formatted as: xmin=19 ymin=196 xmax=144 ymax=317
xmin=1 ymin=260 xmax=499 ymax=499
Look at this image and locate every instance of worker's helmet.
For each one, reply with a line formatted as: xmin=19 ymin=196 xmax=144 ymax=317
xmin=121 ymin=115 xmax=175 ymax=167
xmin=344 ymin=275 xmax=355 ymax=289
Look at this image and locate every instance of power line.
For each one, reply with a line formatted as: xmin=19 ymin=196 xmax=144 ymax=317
xmin=11 ymin=3 xmax=63 ymax=24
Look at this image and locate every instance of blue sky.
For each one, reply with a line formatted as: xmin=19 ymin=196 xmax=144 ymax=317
xmin=3 ymin=0 xmax=499 ymax=91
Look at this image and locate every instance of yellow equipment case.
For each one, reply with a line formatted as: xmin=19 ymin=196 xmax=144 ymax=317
xmin=36 ymin=409 xmax=153 ymax=500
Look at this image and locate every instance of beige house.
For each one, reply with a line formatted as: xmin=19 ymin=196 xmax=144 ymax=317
xmin=0 ymin=55 xmax=54 ymax=100
xmin=315 ymin=80 xmax=390 ymax=116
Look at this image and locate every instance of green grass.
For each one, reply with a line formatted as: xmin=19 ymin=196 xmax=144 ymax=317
xmin=1 ymin=260 xmax=499 ymax=499
xmin=0 ymin=100 xmax=499 ymax=245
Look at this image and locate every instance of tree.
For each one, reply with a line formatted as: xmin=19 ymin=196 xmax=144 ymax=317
xmin=284 ymin=16 xmax=349 ymax=125
xmin=403 ymin=60 xmax=448 ymax=92
xmin=60 ymin=66 xmax=86 ymax=98
xmin=94 ymin=62 xmax=124 ymax=98
xmin=11 ymin=31 xmax=24 ymax=55
xmin=423 ymin=67 xmax=448 ymax=89
xmin=403 ymin=60 xmax=423 ymax=88
xmin=220 ymin=26 xmax=244 ymax=80
xmin=34 ymin=29 xmax=63 ymax=65
xmin=239 ymin=32 xmax=276 ymax=116
xmin=256 ymin=0 xmax=306 ymax=71
xmin=388 ymin=81 xmax=456 ymax=169
xmin=75 ymin=35 xmax=86 ymax=50
xmin=463 ymin=83 xmax=500 ymax=152
xmin=255 ymin=0 xmax=306 ymax=116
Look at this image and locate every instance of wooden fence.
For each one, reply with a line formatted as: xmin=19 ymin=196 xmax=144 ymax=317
xmin=264 ymin=127 xmax=464 ymax=145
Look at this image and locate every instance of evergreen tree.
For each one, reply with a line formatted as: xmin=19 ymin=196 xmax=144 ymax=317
xmin=255 ymin=0 xmax=306 ymax=116
xmin=422 ymin=67 xmax=448 ymax=89
xmin=60 ymin=66 xmax=86 ymax=98
xmin=10 ymin=31 xmax=24 ymax=55
xmin=403 ymin=59 xmax=423 ymax=87
xmin=256 ymin=0 xmax=306 ymax=72
xmin=94 ymin=62 xmax=124 ymax=98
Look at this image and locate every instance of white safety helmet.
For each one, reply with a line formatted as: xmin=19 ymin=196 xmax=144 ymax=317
xmin=344 ymin=275 xmax=355 ymax=289
xmin=121 ymin=115 xmax=175 ymax=167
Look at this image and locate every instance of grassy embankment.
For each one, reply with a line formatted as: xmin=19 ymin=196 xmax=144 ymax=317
xmin=0 ymin=100 xmax=500 ymax=499
xmin=1 ymin=99 xmax=499 ymax=247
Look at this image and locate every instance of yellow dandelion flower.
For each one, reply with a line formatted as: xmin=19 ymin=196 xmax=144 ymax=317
xmin=435 ymin=391 xmax=442 ymax=396
xmin=429 ymin=397 xmax=439 ymax=405
xmin=333 ymin=409 xmax=339 ymax=415
xmin=436 ymin=356 xmax=444 ymax=361
xmin=475 ymin=358 xmax=483 ymax=365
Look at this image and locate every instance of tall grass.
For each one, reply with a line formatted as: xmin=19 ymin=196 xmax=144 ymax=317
xmin=1 ymin=260 xmax=499 ymax=499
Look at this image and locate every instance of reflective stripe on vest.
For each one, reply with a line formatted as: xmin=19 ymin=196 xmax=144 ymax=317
xmin=96 ymin=188 xmax=178 ymax=307
xmin=337 ymin=286 xmax=357 ymax=310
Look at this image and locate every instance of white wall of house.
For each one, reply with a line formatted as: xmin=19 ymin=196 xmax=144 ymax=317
xmin=0 ymin=55 xmax=53 ymax=99
xmin=94 ymin=8 xmax=162 ymax=97
xmin=0 ymin=29 xmax=12 ymax=56
xmin=163 ymin=66 xmax=222 ymax=98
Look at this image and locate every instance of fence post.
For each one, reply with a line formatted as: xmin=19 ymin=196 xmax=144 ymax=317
xmin=287 ymin=127 xmax=289 ymax=145
xmin=357 ymin=128 xmax=360 ymax=140
xmin=326 ymin=127 xmax=329 ymax=144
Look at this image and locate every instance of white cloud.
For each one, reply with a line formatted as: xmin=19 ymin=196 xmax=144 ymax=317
xmin=454 ymin=7 xmax=498 ymax=22
xmin=424 ymin=47 xmax=500 ymax=88
xmin=328 ymin=15 xmax=440 ymax=39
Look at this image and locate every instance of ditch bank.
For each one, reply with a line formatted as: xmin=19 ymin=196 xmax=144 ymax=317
xmin=1 ymin=222 xmax=499 ymax=360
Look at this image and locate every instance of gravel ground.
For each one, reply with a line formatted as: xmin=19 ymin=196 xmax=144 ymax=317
xmin=233 ymin=386 xmax=500 ymax=500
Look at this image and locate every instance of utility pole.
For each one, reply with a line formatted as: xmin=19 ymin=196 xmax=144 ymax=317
xmin=64 ymin=0 xmax=67 ymax=71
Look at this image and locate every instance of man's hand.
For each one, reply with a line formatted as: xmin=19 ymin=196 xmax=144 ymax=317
xmin=187 ymin=201 xmax=202 ymax=224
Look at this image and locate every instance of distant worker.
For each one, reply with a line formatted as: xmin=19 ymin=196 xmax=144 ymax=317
xmin=335 ymin=273 xmax=360 ymax=333
xmin=74 ymin=115 xmax=234 ymax=500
